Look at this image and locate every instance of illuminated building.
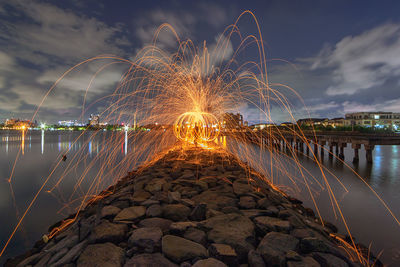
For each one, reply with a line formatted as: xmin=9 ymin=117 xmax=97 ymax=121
xmin=251 ymin=123 xmax=276 ymax=130
xmin=345 ymin=112 xmax=400 ymax=129
xmin=327 ymin=118 xmax=345 ymax=127
xmin=4 ymin=118 xmax=35 ymax=129
xmin=297 ymin=118 xmax=329 ymax=127
xmin=58 ymin=120 xmax=84 ymax=127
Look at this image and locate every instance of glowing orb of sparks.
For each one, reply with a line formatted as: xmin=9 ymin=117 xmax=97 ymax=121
xmin=174 ymin=112 xmax=220 ymax=144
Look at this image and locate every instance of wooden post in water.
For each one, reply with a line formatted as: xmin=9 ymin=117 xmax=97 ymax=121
xmin=365 ymin=144 xmax=374 ymax=163
xmin=352 ymin=143 xmax=361 ymax=163
xmin=328 ymin=142 xmax=334 ymax=159
xmin=338 ymin=143 xmax=347 ymax=160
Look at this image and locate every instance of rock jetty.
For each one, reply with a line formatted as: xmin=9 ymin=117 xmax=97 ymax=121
xmin=6 ymin=147 xmax=381 ymax=266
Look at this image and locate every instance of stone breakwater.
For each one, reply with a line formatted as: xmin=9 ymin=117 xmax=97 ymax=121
xmin=7 ymin=147 xmax=381 ymax=267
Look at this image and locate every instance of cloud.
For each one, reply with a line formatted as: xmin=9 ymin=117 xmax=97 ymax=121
xmin=0 ymin=1 xmax=132 ymax=121
xmin=311 ymin=23 xmax=400 ymax=96
xmin=0 ymin=0 xmax=130 ymax=65
xmin=343 ymin=98 xmax=400 ymax=113
xmin=133 ymin=4 xmax=229 ymax=50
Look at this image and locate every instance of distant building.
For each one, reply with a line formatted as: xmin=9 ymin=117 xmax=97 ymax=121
xmin=222 ymin=113 xmax=243 ymax=129
xmin=345 ymin=112 xmax=400 ymax=130
xmin=58 ymin=120 xmax=84 ymax=127
xmin=327 ymin=118 xmax=345 ymax=128
xmin=88 ymin=114 xmax=100 ymax=126
xmin=297 ymin=118 xmax=329 ymax=127
xmin=5 ymin=118 xmax=35 ymax=129
xmin=251 ymin=123 xmax=276 ymax=130
xmin=280 ymin=122 xmax=295 ymax=127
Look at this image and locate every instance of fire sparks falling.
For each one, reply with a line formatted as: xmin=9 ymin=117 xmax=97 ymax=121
xmin=0 ymin=11 xmax=399 ymax=266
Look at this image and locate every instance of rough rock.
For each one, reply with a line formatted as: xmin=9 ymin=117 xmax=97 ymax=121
xmin=146 ymin=204 xmax=162 ymax=217
xmin=254 ymin=216 xmax=291 ymax=234
xmin=101 ymin=205 xmax=121 ymax=218
xmin=144 ymin=178 xmax=166 ymax=193
xmin=203 ymin=213 xmax=255 ymax=261
xmin=239 ymin=196 xmax=256 ymax=209
xmin=90 ymin=220 xmax=128 ymax=243
xmin=77 ymin=242 xmax=124 ymax=267
xmin=114 ymin=206 xmax=146 ymax=223
xmin=183 ymin=227 xmax=207 ymax=246
xmin=248 ymin=250 xmax=266 ymax=267
xmin=192 ymin=258 xmax=228 ymax=267
xmin=124 ymin=253 xmax=178 ymax=267
xmin=138 ymin=217 xmax=173 ymax=233
xmin=128 ymin=227 xmax=162 ymax=252
xmin=300 ymin=237 xmax=334 ymax=253
xmin=168 ymin=191 xmax=182 ymax=203
xmin=257 ymin=232 xmax=299 ymax=266
xmin=312 ymin=252 xmax=349 ymax=267
xmin=233 ymin=180 xmax=253 ymax=195
xmin=287 ymin=256 xmax=320 ymax=267
xmin=162 ymin=235 xmax=208 ymax=263
xmin=189 ymin=203 xmax=207 ymax=221
xmin=162 ymin=204 xmax=191 ymax=221
xmin=209 ymin=243 xmax=239 ymax=266
xmin=132 ymin=191 xmax=151 ymax=203
xmin=51 ymin=240 xmax=88 ymax=266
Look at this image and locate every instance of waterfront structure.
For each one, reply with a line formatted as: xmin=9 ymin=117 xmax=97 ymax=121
xmin=345 ymin=112 xmax=400 ymax=130
xmin=4 ymin=118 xmax=35 ymax=129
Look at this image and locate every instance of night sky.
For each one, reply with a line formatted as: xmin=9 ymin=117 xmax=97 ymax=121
xmin=1 ymin=0 xmax=400 ymax=124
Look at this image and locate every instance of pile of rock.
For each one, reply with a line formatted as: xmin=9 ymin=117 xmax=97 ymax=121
xmin=7 ymin=147 xmax=381 ymax=267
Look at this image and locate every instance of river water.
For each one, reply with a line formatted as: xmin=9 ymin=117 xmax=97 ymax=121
xmin=0 ymin=130 xmax=399 ymax=265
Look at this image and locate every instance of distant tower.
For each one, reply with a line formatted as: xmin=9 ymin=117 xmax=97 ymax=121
xmin=88 ymin=114 xmax=100 ymax=126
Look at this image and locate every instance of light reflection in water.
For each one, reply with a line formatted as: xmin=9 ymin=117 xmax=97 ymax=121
xmin=124 ymin=130 xmax=128 ymax=155
xmin=21 ymin=130 xmax=25 ymax=155
xmin=41 ymin=130 xmax=44 ymax=154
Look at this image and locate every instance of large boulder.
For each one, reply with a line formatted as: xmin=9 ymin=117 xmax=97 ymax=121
xmin=257 ymin=232 xmax=299 ymax=266
xmin=162 ymin=235 xmax=208 ymax=263
xmin=312 ymin=252 xmax=348 ymax=267
xmin=101 ymin=205 xmax=121 ymax=218
xmin=162 ymin=204 xmax=191 ymax=221
xmin=90 ymin=221 xmax=128 ymax=243
xmin=124 ymin=253 xmax=178 ymax=267
xmin=254 ymin=216 xmax=291 ymax=234
xmin=77 ymin=242 xmax=124 ymax=267
xmin=128 ymin=227 xmax=163 ymax=252
xmin=202 ymin=213 xmax=255 ymax=261
xmin=192 ymin=258 xmax=227 ymax=267
xmin=208 ymin=243 xmax=239 ymax=266
xmin=139 ymin=218 xmax=173 ymax=233
xmin=233 ymin=180 xmax=253 ymax=196
xmin=114 ymin=206 xmax=146 ymax=223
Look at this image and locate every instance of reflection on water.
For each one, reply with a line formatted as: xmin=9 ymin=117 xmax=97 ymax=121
xmin=0 ymin=130 xmax=135 ymax=264
xmin=1 ymin=131 xmax=400 ymax=264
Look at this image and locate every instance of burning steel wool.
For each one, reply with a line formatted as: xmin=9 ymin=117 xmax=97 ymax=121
xmin=1 ymin=11 xmax=399 ymax=266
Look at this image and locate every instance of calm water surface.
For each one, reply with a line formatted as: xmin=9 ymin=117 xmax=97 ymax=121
xmin=0 ymin=131 xmax=400 ymax=265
